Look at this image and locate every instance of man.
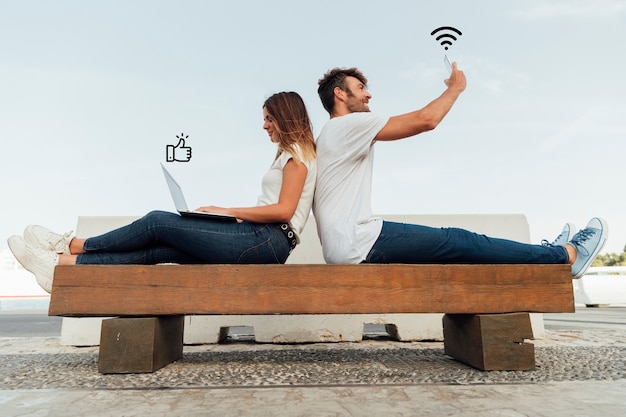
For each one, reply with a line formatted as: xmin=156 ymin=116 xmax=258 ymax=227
xmin=312 ymin=63 xmax=607 ymax=278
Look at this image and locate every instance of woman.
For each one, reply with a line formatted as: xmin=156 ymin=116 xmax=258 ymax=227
xmin=8 ymin=92 xmax=317 ymax=293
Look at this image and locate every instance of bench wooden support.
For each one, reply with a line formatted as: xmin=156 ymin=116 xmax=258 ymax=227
xmin=99 ymin=315 xmax=184 ymax=374
xmin=49 ymin=264 xmax=574 ymax=374
xmin=443 ymin=313 xmax=535 ymax=371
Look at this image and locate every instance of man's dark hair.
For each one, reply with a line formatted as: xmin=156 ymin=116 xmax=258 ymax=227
xmin=317 ymin=67 xmax=368 ymax=115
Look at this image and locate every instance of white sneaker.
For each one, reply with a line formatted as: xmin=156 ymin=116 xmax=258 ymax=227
xmin=7 ymin=235 xmax=59 ymax=293
xmin=24 ymin=224 xmax=73 ymax=254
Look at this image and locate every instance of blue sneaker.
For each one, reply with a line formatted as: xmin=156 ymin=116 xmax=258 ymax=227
xmin=542 ymin=223 xmax=576 ymax=247
xmin=569 ymin=218 xmax=608 ymax=279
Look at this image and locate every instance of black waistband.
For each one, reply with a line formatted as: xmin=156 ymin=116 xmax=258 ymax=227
xmin=278 ymin=223 xmax=297 ymax=250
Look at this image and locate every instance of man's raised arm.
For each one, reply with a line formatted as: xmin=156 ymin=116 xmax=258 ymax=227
xmin=375 ymin=62 xmax=467 ymax=142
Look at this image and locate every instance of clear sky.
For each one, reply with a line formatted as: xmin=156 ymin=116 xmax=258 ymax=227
xmin=2 ymin=0 xmax=625 ymax=258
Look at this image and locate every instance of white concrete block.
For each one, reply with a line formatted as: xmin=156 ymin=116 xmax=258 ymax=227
xmin=529 ymin=312 xmax=545 ymax=339
xmin=60 ymin=317 xmax=104 ymax=346
xmin=370 ymin=314 xmax=444 ymax=341
xmin=184 ymin=315 xmax=366 ymax=344
xmin=184 ymin=316 xmax=224 ymax=344
xmin=574 ymin=267 xmax=626 ymax=306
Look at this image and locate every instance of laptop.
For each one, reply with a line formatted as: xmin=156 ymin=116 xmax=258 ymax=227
xmin=161 ymin=164 xmax=237 ymax=222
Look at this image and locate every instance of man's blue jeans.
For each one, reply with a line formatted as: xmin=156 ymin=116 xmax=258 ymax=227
xmin=364 ymin=221 xmax=569 ymax=264
xmin=77 ymin=210 xmax=292 ymax=265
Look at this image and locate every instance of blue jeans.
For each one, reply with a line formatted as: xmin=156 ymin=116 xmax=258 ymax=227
xmin=364 ymin=221 xmax=569 ymax=264
xmin=77 ymin=210 xmax=292 ymax=265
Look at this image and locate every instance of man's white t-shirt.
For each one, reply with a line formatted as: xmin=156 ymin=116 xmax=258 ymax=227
xmin=313 ymin=112 xmax=389 ymax=263
xmin=257 ymin=148 xmax=317 ymax=242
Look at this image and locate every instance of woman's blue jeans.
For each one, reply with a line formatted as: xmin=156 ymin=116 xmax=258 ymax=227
xmin=77 ymin=210 xmax=292 ymax=265
xmin=364 ymin=221 xmax=569 ymax=264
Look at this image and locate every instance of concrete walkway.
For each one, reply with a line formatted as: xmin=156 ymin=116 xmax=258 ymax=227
xmin=1 ymin=306 xmax=625 ymax=416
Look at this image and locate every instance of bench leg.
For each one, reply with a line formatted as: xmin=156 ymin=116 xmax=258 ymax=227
xmin=98 ymin=316 xmax=184 ymax=374
xmin=442 ymin=313 xmax=535 ymax=371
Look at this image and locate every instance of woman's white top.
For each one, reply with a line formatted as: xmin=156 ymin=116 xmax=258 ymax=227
xmin=256 ymin=148 xmax=316 ymax=242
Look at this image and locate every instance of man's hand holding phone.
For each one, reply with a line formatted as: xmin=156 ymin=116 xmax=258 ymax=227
xmin=444 ymin=55 xmax=452 ymax=74
xmin=444 ymin=55 xmax=466 ymax=93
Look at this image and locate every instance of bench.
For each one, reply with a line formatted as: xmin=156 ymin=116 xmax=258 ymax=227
xmin=49 ymin=263 xmax=574 ymax=373
xmin=59 ymin=214 xmax=546 ymax=346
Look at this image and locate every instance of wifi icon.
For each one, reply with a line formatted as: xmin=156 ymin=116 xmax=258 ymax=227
xmin=431 ymin=26 xmax=462 ymax=51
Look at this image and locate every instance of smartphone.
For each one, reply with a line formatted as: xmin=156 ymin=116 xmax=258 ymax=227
xmin=444 ymin=55 xmax=452 ymax=74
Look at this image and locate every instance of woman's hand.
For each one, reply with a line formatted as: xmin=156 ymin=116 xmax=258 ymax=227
xmin=195 ymin=206 xmax=242 ymax=222
xmin=196 ymin=205 xmax=227 ymax=214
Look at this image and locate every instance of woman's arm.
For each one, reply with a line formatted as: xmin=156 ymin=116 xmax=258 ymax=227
xmin=196 ymin=159 xmax=308 ymax=223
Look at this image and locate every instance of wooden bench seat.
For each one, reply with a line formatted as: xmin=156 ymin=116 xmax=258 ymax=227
xmin=49 ymin=263 xmax=574 ymax=373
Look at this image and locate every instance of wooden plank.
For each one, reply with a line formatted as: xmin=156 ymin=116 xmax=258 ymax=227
xmin=49 ymin=264 xmax=574 ymax=317
xmin=443 ymin=313 xmax=535 ymax=371
xmin=98 ymin=316 xmax=184 ymax=374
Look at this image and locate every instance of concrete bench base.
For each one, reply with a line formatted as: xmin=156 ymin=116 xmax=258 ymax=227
xmin=62 ymin=313 xmax=546 ymax=346
xmin=574 ymin=267 xmax=626 ymax=307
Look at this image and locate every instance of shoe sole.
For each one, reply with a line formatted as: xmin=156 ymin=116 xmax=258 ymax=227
xmin=572 ymin=218 xmax=609 ymax=279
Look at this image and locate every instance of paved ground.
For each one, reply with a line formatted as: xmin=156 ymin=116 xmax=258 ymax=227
xmin=0 ymin=306 xmax=625 ymax=416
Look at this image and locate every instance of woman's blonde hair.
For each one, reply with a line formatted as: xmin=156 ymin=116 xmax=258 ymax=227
xmin=263 ymin=92 xmax=316 ymax=164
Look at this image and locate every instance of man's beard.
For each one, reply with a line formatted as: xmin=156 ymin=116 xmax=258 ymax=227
xmin=346 ymin=89 xmax=370 ymax=113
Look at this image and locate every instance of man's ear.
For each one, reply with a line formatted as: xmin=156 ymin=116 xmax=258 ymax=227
xmin=333 ymin=86 xmax=344 ymax=102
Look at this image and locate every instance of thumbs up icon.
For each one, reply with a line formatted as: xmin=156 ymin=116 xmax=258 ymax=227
xmin=166 ymin=133 xmax=192 ymax=162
